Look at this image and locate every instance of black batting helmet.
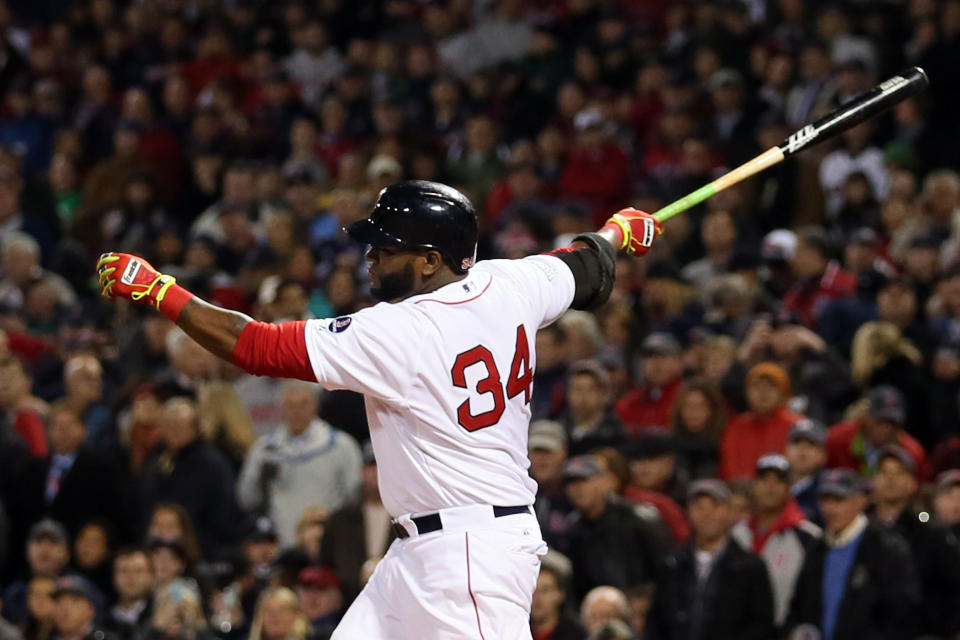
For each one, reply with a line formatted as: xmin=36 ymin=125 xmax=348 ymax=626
xmin=346 ymin=181 xmax=478 ymax=273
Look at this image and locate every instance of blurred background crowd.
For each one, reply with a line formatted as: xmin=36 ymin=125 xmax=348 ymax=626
xmin=1 ymin=0 xmax=960 ymax=638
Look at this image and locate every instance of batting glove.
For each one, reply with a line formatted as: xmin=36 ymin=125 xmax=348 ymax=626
xmin=601 ymin=208 xmax=663 ymax=256
xmin=96 ymin=252 xmax=194 ymax=321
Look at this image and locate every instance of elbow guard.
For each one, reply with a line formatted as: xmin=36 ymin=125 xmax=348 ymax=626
xmin=548 ymin=232 xmax=617 ymax=310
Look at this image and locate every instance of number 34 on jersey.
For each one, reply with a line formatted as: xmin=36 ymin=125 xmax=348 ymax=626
xmin=450 ymin=325 xmax=533 ymax=432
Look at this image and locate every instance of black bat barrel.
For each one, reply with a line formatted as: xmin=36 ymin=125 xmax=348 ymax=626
xmin=778 ymin=66 xmax=929 ymax=157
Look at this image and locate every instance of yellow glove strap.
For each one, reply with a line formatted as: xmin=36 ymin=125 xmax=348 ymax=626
xmin=609 ymin=213 xmax=633 ymax=252
xmin=129 ymin=273 xmax=177 ymax=308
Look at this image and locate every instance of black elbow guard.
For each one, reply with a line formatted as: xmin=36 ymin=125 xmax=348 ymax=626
xmin=550 ymin=232 xmax=617 ymax=310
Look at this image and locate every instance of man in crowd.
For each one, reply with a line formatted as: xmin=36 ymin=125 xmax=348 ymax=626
xmin=59 ymin=354 xmax=112 ymax=448
xmin=50 ymin=575 xmax=117 ymax=640
xmin=616 ymin=333 xmax=684 ymax=435
xmin=579 ymin=586 xmax=630 ymax=638
xmin=532 ymin=324 xmax=569 ymax=421
xmin=785 ymin=418 xmax=828 ymax=524
xmin=787 ymin=469 xmax=920 ymax=639
xmin=562 ymin=360 xmax=624 ymax=456
xmin=784 ymin=227 xmax=857 ymax=328
xmin=646 ymin=479 xmax=775 ymax=640
xmin=563 ymin=455 xmax=667 ymax=602
xmin=3 ymin=520 xmax=71 ymax=624
xmin=529 ymin=550 xmax=583 ymax=640
xmin=296 ymin=566 xmax=343 ymax=639
xmin=140 ymin=397 xmax=242 ymax=555
xmin=528 ymin=420 xmax=574 ymax=554
xmin=321 ymin=442 xmax=394 ymax=604
xmin=627 ymin=428 xmax=689 ymax=503
xmin=871 ymin=446 xmax=960 ymax=638
xmin=825 ymin=386 xmax=929 ymax=479
xmin=934 ymin=470 xmax=960 ymax=536
xmin=243 ymin=517 xmax=280 ymax=581
xmin=21 ymin=404 xmax=119 ymax=538
xmin=720 ymin=362 xmax=801 ymax=479
xmin=732 ymin=455 xmax=820 ymax=632
xmin=623 ymin=430 xmax=691 ymax=544
xmin=238 ymin=380 xmax=362 ymax=547
xmin=0 ymin=355 xmax=48 ymax=458
xmin=102 ymin=547 xmax=154 ymax=640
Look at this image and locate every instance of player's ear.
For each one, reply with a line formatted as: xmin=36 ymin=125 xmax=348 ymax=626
xmin=421 ymin=250 xmax=445 ymax=276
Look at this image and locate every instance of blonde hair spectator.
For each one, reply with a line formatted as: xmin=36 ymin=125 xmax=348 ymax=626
xmin=850 ymin=321 xmax=922 ymax=386
xmin=249 ymin=587 xmax=311 ymax=640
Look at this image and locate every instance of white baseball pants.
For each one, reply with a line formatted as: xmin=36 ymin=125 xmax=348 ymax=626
xmin=330 ymin=504 xmax=546 ymax=639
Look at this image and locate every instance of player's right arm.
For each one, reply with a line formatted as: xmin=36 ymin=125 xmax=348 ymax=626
xmin=542 ymin=207 xmax=662 ymax=310
xmin=96 ymin=253 xmax=317 ymax=381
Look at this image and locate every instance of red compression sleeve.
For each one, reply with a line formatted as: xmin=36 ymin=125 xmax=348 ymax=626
xmin=231 ymin=320 xmax=317 ymax=382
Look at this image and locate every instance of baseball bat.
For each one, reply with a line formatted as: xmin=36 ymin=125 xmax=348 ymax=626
xmin=652 ymin=66 xmax=930 ymax=223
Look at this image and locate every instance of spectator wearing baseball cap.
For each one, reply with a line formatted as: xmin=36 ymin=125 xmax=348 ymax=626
xmin=825 ymin=385 xmax=930 ymax=480
xmin=731 ymin=455 xmax=821 ymax=631
xmin=244 ymin=517 xmax=280 ymax=580
xmin=787 ymin=468 xmax=921 ymax=640
xmin=563 ymin=455 xmax=668 ymax=603
xmin=527 ymin=420 xmax=575 ymax=555
xmin=785 ymin=418 xmax=828 ymax=525
xmin=933 ymin=470 xmax=960 ymax=536
xmin=620 ymin=432 xmax=691 ymax=545
xmin=50 ymin=575 xmax=117 ymax=640
xmin=646 ymin=479 xmax=775 ymax=640
xmin=615 ymin=333 xmax=684 ymax=437
xmin=625 ymin=428 xmax=688 ymax=507
xmin=2 ymin=519 xmax=70 ymax=624
xmin=719 ymin=362 xmax=802 ymax=480
xmin=295 ymin=566 xmax=343 ymax=638
xmin=562 ymin=360 xmax=625 ymax=456
xmin=870 ymin=447 xmax=960 ymax=638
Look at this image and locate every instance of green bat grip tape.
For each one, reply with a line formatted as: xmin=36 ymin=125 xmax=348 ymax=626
xmin=653 ymin=184 xmax=717 ymax=223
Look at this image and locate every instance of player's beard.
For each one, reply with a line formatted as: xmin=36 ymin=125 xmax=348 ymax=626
xmin=371 ymin=262 xmax=416 ymax=301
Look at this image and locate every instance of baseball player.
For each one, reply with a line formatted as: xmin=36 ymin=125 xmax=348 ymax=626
xmin=96 ymin=180 xmax=661 ymax=639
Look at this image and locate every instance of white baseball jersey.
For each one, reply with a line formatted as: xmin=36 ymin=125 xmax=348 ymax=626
xmin=303 ymin=255 xmax=575 ymax=517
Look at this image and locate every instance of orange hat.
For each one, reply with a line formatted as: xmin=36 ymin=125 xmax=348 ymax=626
xmin=747 ymin=362 xmax=791 ymax=395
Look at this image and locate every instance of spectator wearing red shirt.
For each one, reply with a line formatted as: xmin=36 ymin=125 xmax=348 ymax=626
xmin=825 ymin=385 xmax=930 ymax=481
xmin=624 ymin=429 xmax=690 ymax=518
xmin=0 ymin=355 xmax=48 ymax=457
xmin=720 ymin=362 xmax=801 ymax=480
xmin=558 ymin=107 xmax=628 ymax=225
xmin=593 ymin=441 xmax=690 ymax=545
xmin=784 ymin=227 xmax=857 ymax=327
xmin=616 ymin=333 xmax=684 ymax=436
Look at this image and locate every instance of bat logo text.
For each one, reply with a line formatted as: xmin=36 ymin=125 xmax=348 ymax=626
xmin=786 ymin=125 xmax=818 ymax=153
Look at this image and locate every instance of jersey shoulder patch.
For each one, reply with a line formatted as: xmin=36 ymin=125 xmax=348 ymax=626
xmin=327 ymin=316 xmax=353 ymax=333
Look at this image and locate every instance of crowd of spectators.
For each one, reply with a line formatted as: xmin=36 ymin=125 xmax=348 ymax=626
xmin=2 ymin=0 xmax=960 ymax=638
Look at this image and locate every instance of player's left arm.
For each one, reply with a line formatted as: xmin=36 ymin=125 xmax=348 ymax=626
xmin=96 ymin=253 xmax=317 ymax=381
xmin=545 ymin=208 xmax=661 ymax=310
